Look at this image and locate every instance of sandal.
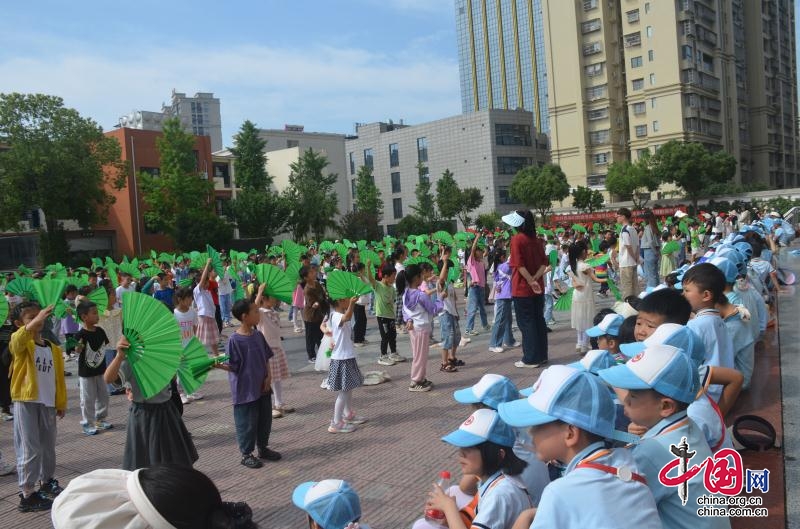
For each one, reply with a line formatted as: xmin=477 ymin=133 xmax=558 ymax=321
xmin=449 ymin=358 xmax=465 ymax=367
xmin=440 ymin=363 xmax=458 ymax=372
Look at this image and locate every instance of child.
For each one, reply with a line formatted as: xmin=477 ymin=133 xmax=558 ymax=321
xmin=302 ymin=265 xmax=327 ymax=362
xmin=659 ymin=232 xmax=677 ymax=280
xmin=499 ymin=365 xmax=661 ymax=529
xmin=114 ymin=273 xmax=136 ymax=308
xmin=174 ymin=286 xmax=202 ymax=404
xmin=75 ymin=301 xmax=112 ymax=436
xmin=253 ymin=283 xmax=294 ymax=419
xmin=367 ymin=261 xmax=405 ymax=366
xmin=292 ymin=479 xmax=370 ymax=529
xmin=215 ymin=299 xmax=281 ymax=468
xmin=567 ymin=240 xmax=606 ymax=354
xmin=403 ymin=264 xmax=445 ymax=392
xmin=599 ymin=345 xmax=732 ymax=529
xmin=9 ymin=302 xmax=67 ymax=512
xmin=193 ymin=259 xmax=220 ymax=356
xmin=97 ymin=286 xmax=124 ymax=396
xmin=595 ymin=240 xmax=610 ymax=297
xmin=59 ymin=285 xmax=80 ymax=358
xmin=488 ymin=249 xmax=517 ymax=353
xmin=436 ymin=251 xmax=463 ymax=372
xmin=142 ymin=273 xmax=175 ymax=311
xmin=634 ymin=289 xmax=692 ymax=341
xmin=464 ymin=235 xmax=489 ymax=335
xmin=427 ymin=409 xmax=533 ymax=529
xmin=585 ymin=312 xmax=625 ymax=363
xmin=290 ymin=275 xmax=305 ymax=334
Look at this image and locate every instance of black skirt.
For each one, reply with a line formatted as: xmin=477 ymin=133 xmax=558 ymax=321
xmin=123 ymin=399 xmax=198 ymax=471
xmin=326 ymin=358 xmax=364 ymax=392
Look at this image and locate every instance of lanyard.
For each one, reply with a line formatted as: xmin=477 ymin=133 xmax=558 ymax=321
xmin=695 ymin=308 xmax=720 ymax=318
xmin=575 ymin=449 xmax=647 ymax=485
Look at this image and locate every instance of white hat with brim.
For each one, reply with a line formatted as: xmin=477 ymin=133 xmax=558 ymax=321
xmin=502 ymin=211 xmax=525 ymax=227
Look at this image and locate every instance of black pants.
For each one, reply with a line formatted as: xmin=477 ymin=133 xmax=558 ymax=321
xmin=377 ymin=316 xmax=397 ymax=356
xmin=214 ymin=305 xmax=223 ymax=332
xmin=353 ymin=305 xmax=367 ymax=343
xmin=0 ymin=355 xmax=10 ymax=412
xmin=233 ymin=394 xmax=272 ymax=456
xmin=513 ymin=295 xmax=549 ymax=365
xmin=304 ymin=320 xmax=323 ymax=360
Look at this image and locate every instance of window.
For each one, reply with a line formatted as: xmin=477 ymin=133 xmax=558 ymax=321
xmin=582 ymin=19 xmax=601 ymax=33
xmin=594 ymin=152 xmax=609 ymax=165
xmin=651 ymin=97 xmax=657 ymax=108
xmin=585 ymin=62 xmax=604 ymax=77
xmin=393 ymin=198 xmax=403 ymax=219
xmin=391 ymin=172 xmax=401 ymax=193
xmin=583 ymin=0 xmax=597 ymax=10
xmin=286 ymin=140 xmax=300 ymax=148
xmin=589 ymin=130 xmax=610 ymax=145
xmin=681 ymin=45 xmax=693 ymax=59
xmin=652 ymin=120 xmax=660 ymax=132
xmin=389 ymin=143 xmax=399 ymax=167
xmin=495 ymin=123 xmax=532 ymax=146
xmin=140 ymin=167 xmax=160 ymax=177
xmin=587 ymin=174 xmax=606 ymax=187
xmin=635 ymin=125 xmax=648 ymax=137
xmin=646 ymin=26 xmax=653 ymax=38
xmin=587 ymin=107 xmax=609 ymax=120
xmin=631 ymin=56 xmax=643 ymax=68
xmin=586 ymin=84 xmax=607 ymax=100
xmin=418 ymin=166 xmax=429 ymax=183
xmin=416 ymin=137 xmax=428 ymax=163
xmin=497 ymin=156 xmax=533 ymax=175
xmin=644 ymin=2 xmax=650 ymax=13
xmin=351 ymin=178 xmax=357 ymax=198
xmin=498 ymin=186 xmax=514 ymax=204
xmin=649 ymin=73 xmax=657 ymax=85
xmin=363 ymin=148 xmax=374 ymax=170
xmin=637 ymin=148 xmax=650 ymax=159
xmin=626 ymin=9 xmax=640 ymax=23
xmin=632 ymin=78 xmax=645 ymax=90
xmin=583 ymin=42 xmax=602 ymax=55
xmin=348 ymin=152 xmax=355 ymax=175
xmin=648 ymin=50 xmax=655 ymax=61
xmin=624 ymin=32 xmax=641 ymax=47
xmin=632 ymin=102 xmax=646 ymax=115
xmin=212 ymin=162 xmax=230 ymax=188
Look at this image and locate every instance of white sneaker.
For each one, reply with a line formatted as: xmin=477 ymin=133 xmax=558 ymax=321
xmin=0 ymin=460 xmax=15 ymax=476
xmin=488 ymin=347 xmax=504 ymax=353
xmin=388 ymin=353 xmax=407 ymax=363
xmin=180 ymin=394 xmax=191 ymax=405
xmin=320 ymin=379 xmax=330 ymax=389
xmin=377 ymin=356 xmax=396 ymax=366
xmin=461 ymin=336 xmax=472 ymax=343
xmin=189 ymin=392 xmax=203 ymax=401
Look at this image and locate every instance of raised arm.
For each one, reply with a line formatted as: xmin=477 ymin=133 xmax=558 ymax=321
xmin=198 ymin=258 xmax=212 ymax=289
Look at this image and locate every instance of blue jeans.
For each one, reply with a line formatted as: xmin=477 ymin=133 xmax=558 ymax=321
xmin=233 ymin=394 xmax=272 ymax=455
xmin=513 ymin=296 xmax=548 ymax=365
xmin=466 ymin=285 xmax=488 ymax=332
xmin=543 ymin=293 xmax=554 ymax=323
xmin=219 ymin=293 xmax=233 ymax=323
xmin=489 ymin=298 xmax=515 ymax=347
xmin=643 ymin=248 xmax=659 ymax=288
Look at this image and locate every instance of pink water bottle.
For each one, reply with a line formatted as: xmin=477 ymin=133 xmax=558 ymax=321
xmin=424 ymin=470 xmax=451 ymax=526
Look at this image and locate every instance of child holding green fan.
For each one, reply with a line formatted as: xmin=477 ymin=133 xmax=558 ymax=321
xmin=193 ymin=259 xmax=220 ymax=356
xmin=568 ymin=240 xmax=607 ymax=355
xmin=253 ymin=283 xmax=294 ymax=419
xmin=75 ymin=302 xmax=112 ymax=436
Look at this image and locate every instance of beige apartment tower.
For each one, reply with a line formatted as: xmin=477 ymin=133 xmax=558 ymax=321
xmin=542 ymin=0 xmax=798 ymax=193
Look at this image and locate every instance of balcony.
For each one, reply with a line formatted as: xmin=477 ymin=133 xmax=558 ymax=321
xmin=583 ymin=42 xmax=602 ymax=56
xmin=582 ymin=18 xmax=601 ymax=33
xmin=627 ymin=10 xmax=640 ymax=24
xmin=583 ymin=0 xmax=598 ymax=10
xmin=624 ymin=32 xmax=642 ymax=48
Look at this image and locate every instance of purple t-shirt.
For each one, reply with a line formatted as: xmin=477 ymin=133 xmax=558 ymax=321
xmin=225 ymin=331 xmax=273 ymax=405
xmin=493 ymin=262 xmax=513 ymax=300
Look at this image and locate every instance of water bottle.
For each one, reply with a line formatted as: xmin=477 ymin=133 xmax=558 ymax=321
xmin=424 ymin=470 xmax=451 ymax=526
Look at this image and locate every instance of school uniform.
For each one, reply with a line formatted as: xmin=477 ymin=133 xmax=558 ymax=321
xmin=631 ymin=412 xmax=731 ymax=529
xmin=687 ymin=367 xmax=733 ymax=452
xmin=723 ymin=310 xmax=755 ymax=389
xmin=532 ymin=441 xmax=662 ymax=529
xmin=471 ymin=470 xmax=532 ymax=529
xmin=686 ymin=310 xmax=733 ymax=401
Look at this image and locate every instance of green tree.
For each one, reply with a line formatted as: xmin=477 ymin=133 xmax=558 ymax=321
xmin=228 ymin=120 xmax=287 ymax=239
xmin=354 ymin=165 xmax=383 ymax=216
xmin=339 ymin=210 xmax=383 ymax=241
xmin=571 ymin=185 xmax=605 ymax=213
xmin=283 ymin=148 xmax=339 ymax=241
xmin=411 ymin=175 xmax=438 ymax=225
xmin=0 ymin=93 xmax=127 ymax=263
xmin=605 ymin=155 xmax=661 ymax=209
xmin=509 ymin=163 xmax=570 ymax=219
xmin=650 ymin=140 xmax=737 ymax=212
xmin=435 ymin=169 xmax=484 ymax=228
xmin=475 ymin=212 xmax=502 ymax=231
xmin=139 ymin=117 xmax=231 ymax=249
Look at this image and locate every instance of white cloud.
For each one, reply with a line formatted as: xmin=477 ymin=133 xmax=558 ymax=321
xmin=0 ymin=38 xmax=461 ymax=145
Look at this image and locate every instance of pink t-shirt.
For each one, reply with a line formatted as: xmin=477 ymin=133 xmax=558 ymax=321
xmin=467 ymin=254 xmax=486 ymax=287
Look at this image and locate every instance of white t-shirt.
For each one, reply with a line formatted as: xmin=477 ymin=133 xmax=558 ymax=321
xmin=618 ymin=225 xmax=640 ymax=268
xmin=192 ymin=285 xmax=215 ymax=318
xmin=115 ymin=284 xmax=136 ymax=308
xmin=439 ymin=282 xmax=458 ymax=316
xmin=174 ymin=307 xmax=197 ymax=347
xmin=34 ymin=343 xmax=56 ymax=407
xmin=329 ymin=311 xmax=355 ymax=360
xmin=217 ymin=268 xmax=233 ymax=295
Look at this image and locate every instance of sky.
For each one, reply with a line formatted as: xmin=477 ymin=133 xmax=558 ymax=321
xmin=0 ymin=0 xmax=460 ymax=147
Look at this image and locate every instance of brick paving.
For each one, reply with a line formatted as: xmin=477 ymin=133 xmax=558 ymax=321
xmin=0 ymin=288 xmax=787 ymax=528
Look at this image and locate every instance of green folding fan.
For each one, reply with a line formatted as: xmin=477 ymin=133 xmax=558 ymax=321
xmin=326 ymin=270 xmax=373 ymax=301
xmin=0 ymin=296 xmax=8 ymax=324
xmin=178 ymin=278 xmax=193 ymax=288
xmin=233 ymin=281 xmax=246 ymax=302
xmin=32 ymin=278 xmax=68 ymax=317
xmin=66 ymin=274 xmax=90 ymax=290
xmin=359 ymin=249 xmax=380 ymax=276
xmin=406 ymin=256 xmax=438 ymax=274
xmin=86 ymin=286 xmax=109 ymax=314
xmin=585 ymin=254 xmax=610 ymax=267
xmin=661 ymin=240 xmax=681 ymax=255
xmin=106 ymin=262 xmax=120 ymax=289
xmin=255 ymin=264 xmax=295 ymax=304
xmin=17 ymin=264 xmax=33 ymax=277
xmin=590 ymin=237 xmax=601 ymax=253
xmin=190 ymin=252 xmax=209 ymax=271
xmin=6 ymin=276 xmax=36 ymax=301
xmin=177 ymin=337 xmax=216 ymax=395
xmin=206 ymin=244 xmax=226 ymax=278
xmin=605 ymin=276 xmax=622 ymax=301
xmin=554 ymin=287 xmax=573 ymax=311
xmin=571 ymin=224 xmax=587 ymax=233
xmin=91 ymin=257 xmax=103 ymax=270
xmin=121 ymin=292 xmax=183 ymax=399
xmin=319 ymin=241 xmax=335 ymax=253
xmin=356 ymin=240 xmax=368 ymax=251
xmin=548 ymin=250 xmax=558 ymax=269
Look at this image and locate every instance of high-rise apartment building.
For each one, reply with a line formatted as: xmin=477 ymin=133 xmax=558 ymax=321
xmin=455 ymin=0 xmax=550 ymax=134
xmin=541 ymin=0 xmax=798 ymax=193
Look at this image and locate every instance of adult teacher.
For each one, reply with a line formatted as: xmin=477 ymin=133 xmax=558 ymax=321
xmin=502 ymin=210 xmax=548 ymax=368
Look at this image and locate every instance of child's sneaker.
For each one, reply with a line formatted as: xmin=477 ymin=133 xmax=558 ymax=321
xmin=377 ymin=355 xmax=396 ymax=366
xmin=38 ymin=479 xmax=63 ymax=499
xmin=488 ymin=346 xmax=504 ymax=353
xmin=240 ymin=454 xmax=263 ymax=469
xmin=189 ymin=392 xmax=204 ymax=401
xmin=344 ymin=414 xmax=367 ymax=425
xmin=82 ymin=424 xmax=98 ymax=436
xmin=180 ymin=393 xmax=192 ymax=405
xmin=408 ymin=381 xmax=432 ymax=392
xmin=278 ymin=405 xmax=295 ymax=413
xmin=328 ymin=421 xmax=357 ymax=433
xmin=0 ymin=460 xmax=15 ymax=476
xmin=388 ymin=353 xmax=407 ymax=363
xmin=272 ymin=408 xmax=283 ymax=418
xmin=0 ymin=410 xmax=13 ymax=422
xmin=18 ymin=492 xmax=52 ymax=512
xmin=257 ymin=447 xmax=282 ymax=461
xmin=95 ymin=421 xmax=113 ymax=431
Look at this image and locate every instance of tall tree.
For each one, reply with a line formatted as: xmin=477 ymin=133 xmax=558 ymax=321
xmin=509 ymin=163 xmax=570 ymax=219
xmin=139 ymin=117 xmax=231 ymax=249
xmin=411 ymin=173 xmax=438 ymax=225
xmin=0 ymin=93 xmax=127 ymax=263
xmin=605 ymin=155 xmax=660 ymax=209
xmin=228 ymin=120 xmax=287 ymax=239
xmin=353 ymin=165 xmax=383 ymax=217
xmin=571 ymin=185 xmax=605 ymax=213
xmin=435 ymin=169 xmax=484 ymax=228
xmin=650 ymin=140 xmax=737 ymax=212
xmin=283 ymin=148 xmax=339 ymax=241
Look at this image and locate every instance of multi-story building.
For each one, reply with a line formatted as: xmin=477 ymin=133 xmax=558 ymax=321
xmin=541 ymin=0 xmax=798 ymax=194
xmin=118 ymin=90 xmax=223 ymax=152
xmin=454 ymin=0 xmax=549 ymax=134
xmin=344 ymin=109 xmax=549 ymax=234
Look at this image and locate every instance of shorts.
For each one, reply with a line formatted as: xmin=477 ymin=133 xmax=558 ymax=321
xmin=439 ymin=312 xmax=460 ymax=350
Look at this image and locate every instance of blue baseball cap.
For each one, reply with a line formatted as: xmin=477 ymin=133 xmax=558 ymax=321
xmin=709 ymin=256 xmax=739 ymax=283
xmin=292 ymin=479 xmax=361 ymax=529
xmin=499 ymin=365 xmax=626 ymax=441
xmin=599 ymin=344 xmax=699 ymax=404
xmin=568 ymin=349 xmax=619 ymax=375
xmin=620 ymin=323 xmax=706 ymax=369
xmin=733 ymin=241 xmax=753 ymax=259
xmin=453 ymin=374 xmax=520 ymax=409
xmin=442 ymin=408 xmax=516 ymax=448
xmin=586 ymin=313 xmax=624 ymax=338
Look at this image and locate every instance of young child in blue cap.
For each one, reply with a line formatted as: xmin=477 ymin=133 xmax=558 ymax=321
xmin=292 ymin=479 xmax=369 ymax=529
xmin=499 ymin=365 xmax=661 ymax=529
xmin=585 ymin=312 xmax=626 ymax=363
xmin=427 ymin=408 xmax=532 ymax=529
xmin=599 ymin=344 xmax=731 ymax=529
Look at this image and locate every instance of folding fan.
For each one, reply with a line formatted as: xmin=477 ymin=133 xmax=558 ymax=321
xmin=206 ymin=244 xmax=226 ymax=279
xmin=32 ymin=279 xmax=68 ymax=318
xmin=605 ymin=276 xmax=622 ymax=301
xmin=6 ymin=276 xmax=36 ymax=301
xmin=325 ymin=270 xmax=373 ymax=301
xmin=255 ymin=264 xmax=295 ymax=304
xmin=177 ymin=337 xmax=216 ymax=395
xmin=405 ymin=256 xmax=438 ymax=274
xmin=319 ymin=241 xmax=335 ymax=253
xmin=121 ymin=292 xmax=182 ymax=399
xmin=585 ymin=254 xmax=610 ymax=267
xmin=0 ymin=296 xmax=8 ymax=324
xmin=661 ymin=240 xmax=681 ymax=255
xmin=571 ymin=224 xmax=587 ymax=233
xmin=553 ymin=287 xmax=573 ymax=311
